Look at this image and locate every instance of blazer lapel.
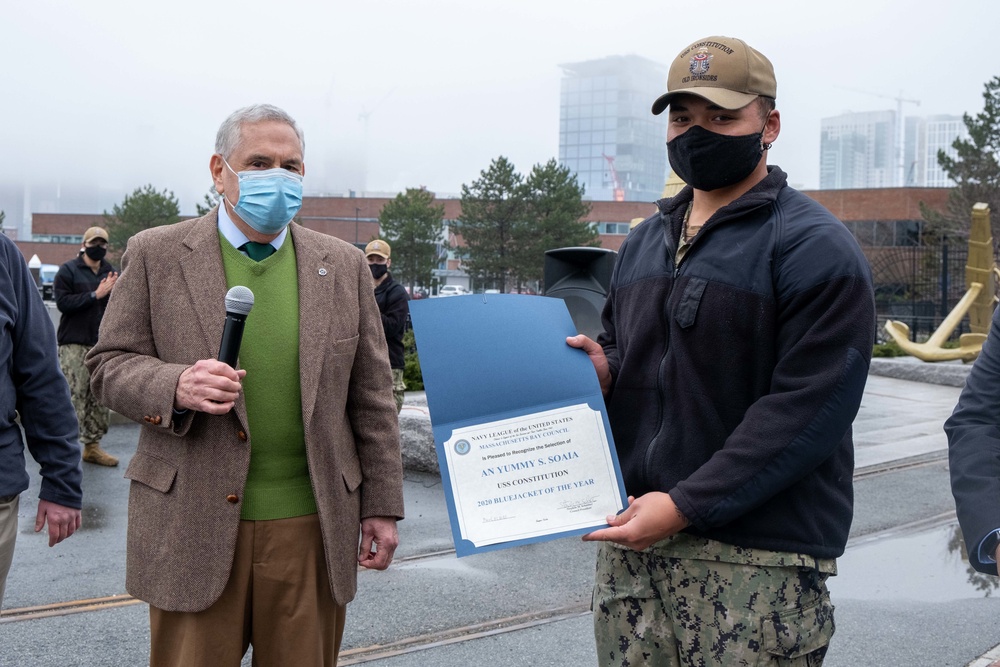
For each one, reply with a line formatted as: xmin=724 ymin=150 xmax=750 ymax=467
xmin=178 ymin=210 xmax=249 ymax=429
xmin=292 ymin=225 xmax=335 ymax=429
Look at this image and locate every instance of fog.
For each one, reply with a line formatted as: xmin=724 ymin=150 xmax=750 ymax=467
xmin=1 ymin=0 xmax=997 ymax=226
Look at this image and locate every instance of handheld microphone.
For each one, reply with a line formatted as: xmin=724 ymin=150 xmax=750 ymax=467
xmin=218 ymin=286 xmax=254 ymax=368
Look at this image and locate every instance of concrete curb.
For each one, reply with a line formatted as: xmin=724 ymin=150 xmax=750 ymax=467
xmin=869 ymin=357 xmax=972 ymax=387
xmin=398 ymin=391 xmax=438 ymax=475
xmin=966 ymin=642 xmax=1000 ymax=667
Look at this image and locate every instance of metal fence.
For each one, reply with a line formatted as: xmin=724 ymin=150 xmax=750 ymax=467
xmin=868 ymin=238 xmax=986 ymax=342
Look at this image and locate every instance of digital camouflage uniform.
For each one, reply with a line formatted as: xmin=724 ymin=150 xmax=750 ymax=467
xmin=391 ymin=368 xmax=406 ymax=414
xmin=594 ymin=536 xmax=836 ymax=667
xmin=58 ymin=344 xmax=109 ymax=445
xmin=54 ymin=243 xmax=118 ymax=466
xmin=592 ymin=33 xmax=874 ymax=666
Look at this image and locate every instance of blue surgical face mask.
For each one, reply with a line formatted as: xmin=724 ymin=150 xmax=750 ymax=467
xmin=223 ymin=158 xmax=303 ymax=234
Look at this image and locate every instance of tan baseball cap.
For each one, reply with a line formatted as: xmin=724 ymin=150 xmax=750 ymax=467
xmin=365 ymin=239 xmax=391 ymax=258
xmin=652 ymin=36 xmax=776 ymax=114
xmin=83 ymin=226 xmax=109 ymax=244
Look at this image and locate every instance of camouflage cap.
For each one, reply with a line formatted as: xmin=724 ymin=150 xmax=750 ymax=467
xmin=652 ymin=36 xmax=776 ymax=114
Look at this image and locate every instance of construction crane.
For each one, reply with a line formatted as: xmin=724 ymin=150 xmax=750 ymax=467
xmin=602 ymin=154 xmax=625 ymax=202
xmin=835 ymin=86 xmax=921 ymax=186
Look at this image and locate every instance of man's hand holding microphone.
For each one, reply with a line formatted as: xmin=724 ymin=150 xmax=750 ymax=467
xmin=174 ymin=286 xmax=253 ymax=415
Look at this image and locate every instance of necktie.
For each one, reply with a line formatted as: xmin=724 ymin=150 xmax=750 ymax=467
xmin=240 ymin=241 xmax=275 ymax=262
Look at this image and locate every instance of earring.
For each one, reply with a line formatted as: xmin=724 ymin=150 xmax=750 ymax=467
xmin=762 ymin=142 xmax=773 ymax=150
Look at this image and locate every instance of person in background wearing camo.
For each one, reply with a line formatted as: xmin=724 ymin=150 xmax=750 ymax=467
xmin=54 ymin=225 xmax=119 ymax=466
xmin=365 ymin=239 xmax=409 ymax=414
xmin=569 ymin=35 xmax=875 ymax=665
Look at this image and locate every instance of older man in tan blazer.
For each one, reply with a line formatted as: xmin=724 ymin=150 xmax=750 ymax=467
xmin=87 ymin=104 xmax=404 ymax=667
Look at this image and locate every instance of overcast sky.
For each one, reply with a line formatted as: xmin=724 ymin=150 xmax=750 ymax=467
xmin=2 ymin=0 xmax=998 ymax=220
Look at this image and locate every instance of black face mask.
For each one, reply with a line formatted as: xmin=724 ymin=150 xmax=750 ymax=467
xmin=667 ymin=124 xmax=767 ymax=192
xmin=84 ymin=246 xmax=107 ymax=261
xmin=369 ymin=263 xmax=388 ymax=280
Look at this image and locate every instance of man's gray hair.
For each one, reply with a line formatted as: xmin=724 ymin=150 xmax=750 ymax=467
xmin=215 ymin=104 xmax=305 ymax=159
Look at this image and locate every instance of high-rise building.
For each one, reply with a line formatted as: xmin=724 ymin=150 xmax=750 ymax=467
xmin=823 ymin=111 xmax=968 ymax=190
xmin=819 ymin=110 xmax=897 ymax=189
xmin=905 ymin=114 xmax=968 ymax=187
xmin=559 ymin=56 xmax=669 ymax=203
xmin=922 ymin=115 xmax=967 ymax=188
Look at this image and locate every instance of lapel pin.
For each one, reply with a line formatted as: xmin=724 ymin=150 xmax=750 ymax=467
xmin=318 ymin=268 xmax=328 ymax=276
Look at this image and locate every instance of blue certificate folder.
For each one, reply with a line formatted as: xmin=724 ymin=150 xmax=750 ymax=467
xmin=409 ymin=294 xmax=627 ymax=557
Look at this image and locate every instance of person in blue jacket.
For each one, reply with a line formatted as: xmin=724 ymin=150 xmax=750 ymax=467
xmin=0 ymin=233 xmax=83 ymax=609
xmin=945 ymin=303 xmax=1000 ymax=576
xmin=569 ymin=35 xmax=875 ymax=665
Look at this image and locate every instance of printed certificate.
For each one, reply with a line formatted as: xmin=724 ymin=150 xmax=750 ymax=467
xmin=444 ymin=404 xmax=623 ymax=547
xmin=409 ymin=294 xmax=627 ymax=556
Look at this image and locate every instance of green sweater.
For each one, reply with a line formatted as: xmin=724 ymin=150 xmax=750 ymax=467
xmin=220 ymin=234 xmax=317 ymax=520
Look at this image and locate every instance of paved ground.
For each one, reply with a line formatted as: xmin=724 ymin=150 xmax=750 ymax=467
xmin=854 ymin=374 xmax=961 ymax=469
xmin=3 ymin=373 xmax=1000 ymax=666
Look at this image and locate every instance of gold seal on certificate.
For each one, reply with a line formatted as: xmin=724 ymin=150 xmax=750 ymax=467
xmin=444 ymin=403 xmax=624 ymax=548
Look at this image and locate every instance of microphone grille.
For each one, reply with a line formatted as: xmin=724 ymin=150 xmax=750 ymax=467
xmin=225 ymin=286 xmax=255 ymax=315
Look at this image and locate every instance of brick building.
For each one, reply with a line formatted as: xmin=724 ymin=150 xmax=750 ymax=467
xmin=15 ymin=213 xmax=108 ymax=266
xmin=14 ymin=188 xmax=956 ymax=290
xmin=803 ymin=187 xmax=954 ymax=295
xmin=296 ymin=195 xmax=658 ymax=251
xmin=296 ymin=195 xmax=660 ymax=289
xmin=803 ymin=187 xmax=950 ymax=246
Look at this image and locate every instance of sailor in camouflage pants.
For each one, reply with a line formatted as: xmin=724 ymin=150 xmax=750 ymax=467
xmin=54 ymin=225 xmax=118 ymax=466
xmin=593 ymin=536 xmax=835 ymax=667
xmin=58 ymin=344 xmax=110 ymax=455
xmin=568 ymin=32 xmax=871 ymax=667
xmin=392 ymin=368 xmax=406 ymax=414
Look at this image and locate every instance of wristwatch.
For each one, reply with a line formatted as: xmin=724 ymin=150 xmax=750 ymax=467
xmin=90 ymin=290 xmax=97 ymax=300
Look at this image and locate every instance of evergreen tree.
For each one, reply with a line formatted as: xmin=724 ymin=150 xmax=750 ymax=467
xmin=195 ymin=187 xmax=222 ymax=216
xmin=922 ymin=76 xmax=1000 ymax=239
xmin=457 ymin=157 xmax=528 ymax=293
xmin=377 ymin=187 xmax=447 ymax=292
xmin=517 ymin=159 xmax=597 ymax=286
xmin=104 ymin=185 xmax=181 ymax=261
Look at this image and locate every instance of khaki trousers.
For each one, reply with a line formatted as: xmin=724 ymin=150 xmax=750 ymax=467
xmin=149 ymin=513 xmax=345 ymax=667
xmin=0 ymin=494 xmax=18 ymax=609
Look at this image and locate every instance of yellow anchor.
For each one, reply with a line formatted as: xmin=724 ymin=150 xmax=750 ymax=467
xmin=884 ymin=203 xmax=995 ymax=363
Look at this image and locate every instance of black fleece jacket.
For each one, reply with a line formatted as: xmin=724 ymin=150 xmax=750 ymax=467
xmin=599 ymin=167 xmax=875 ymax=559
xmin=54 ymin=255 xmax=115 ymax=347
xmin=374 ymin=273 xmax=409 ymax=369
